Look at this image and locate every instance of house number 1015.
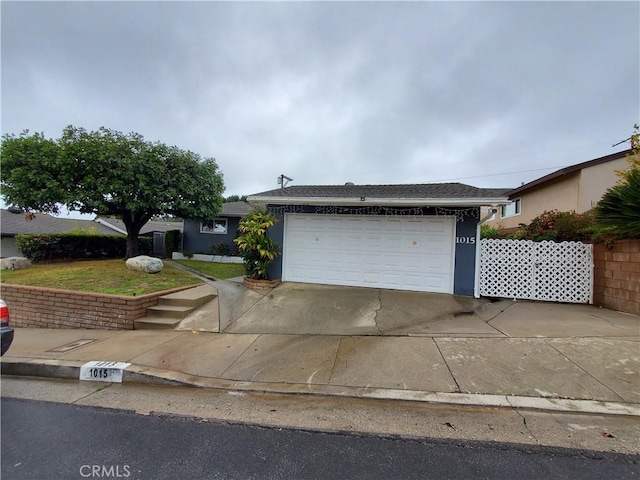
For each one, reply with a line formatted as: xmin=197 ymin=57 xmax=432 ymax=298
xmin=456 ymin=237 xmax=476 ymax=244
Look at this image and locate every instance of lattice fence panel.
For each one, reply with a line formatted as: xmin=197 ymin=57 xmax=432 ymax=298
xmin=480 ymin=239 xmax=592 ymax=303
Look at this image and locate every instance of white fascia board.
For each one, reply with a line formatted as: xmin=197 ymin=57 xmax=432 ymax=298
xmin=247 ymin=196 xmax=510 ymax=207
xmin=94 ymin=218 xmax=127 ymax=235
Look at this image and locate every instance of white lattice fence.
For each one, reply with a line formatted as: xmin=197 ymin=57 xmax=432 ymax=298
xmin=480 ymin=239 xmax=593 ymax=303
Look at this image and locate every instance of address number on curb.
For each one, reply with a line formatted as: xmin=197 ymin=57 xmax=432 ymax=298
xmin=79 ymin=361 xmax=131 ymax=383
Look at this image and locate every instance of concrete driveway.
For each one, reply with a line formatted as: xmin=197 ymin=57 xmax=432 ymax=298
xmin=223 ymin=282 xmax=501 ymax=336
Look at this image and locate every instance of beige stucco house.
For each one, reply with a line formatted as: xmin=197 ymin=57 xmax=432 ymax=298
xmin=485 ymin=149 xmax=634 ymax=232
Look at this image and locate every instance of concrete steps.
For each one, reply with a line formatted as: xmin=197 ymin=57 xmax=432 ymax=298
xmin=134 ymin=284 xmax=218 ymax=330
xmin=134 ymin=316 xmax=185 ymax=330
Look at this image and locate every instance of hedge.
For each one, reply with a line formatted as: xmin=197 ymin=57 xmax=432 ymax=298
xmin=15 ymin=233 xmax=152 ymax=262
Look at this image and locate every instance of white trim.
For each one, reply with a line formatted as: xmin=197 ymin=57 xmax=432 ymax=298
xmin=200 ymin=218 xmax=228 ymax=234
xmin=248 ymin=196 xmax=510 ymax=207
xmin=500 ymin=198 xmax=521 ymax=218
xmin=474 ymin=222 xmax=481 ymax=298
xmin=172 ymin=252 xmax=243 ymax=263
xmin=282 ymin=213 xmax=291 ymax=281
xmin=447 ymin=217 xmax=457 ymax=295
xmin=94 ymin=218 xmax=127 ymax=235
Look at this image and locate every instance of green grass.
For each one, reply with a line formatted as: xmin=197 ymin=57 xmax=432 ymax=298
xmin=1 ymin=259 xmax=202 ymax=296
xmin=173 ymin=260 xmax=245 ymax=280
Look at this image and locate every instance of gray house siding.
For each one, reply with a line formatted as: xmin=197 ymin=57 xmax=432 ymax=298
xmin=264 ymin=205 xmax=480 ymax=296
xmin=182 ymin=217 xmax=242 ymax=255
xmin=1 ymin=237 xmax=21 ymax=258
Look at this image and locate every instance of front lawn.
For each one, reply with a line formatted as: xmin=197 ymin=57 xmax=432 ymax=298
xmin=1 ymin=259 xmax=202 ymax=296
xmin=173 ymin=260 xmax=245 ymax=280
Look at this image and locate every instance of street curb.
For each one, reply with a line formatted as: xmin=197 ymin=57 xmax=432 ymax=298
xmin=2 ymin=358 xmax=639 ymax=417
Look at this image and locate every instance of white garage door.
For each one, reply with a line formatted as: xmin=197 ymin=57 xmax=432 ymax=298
xmin=282 ymin=214 xmax=455 ymax=293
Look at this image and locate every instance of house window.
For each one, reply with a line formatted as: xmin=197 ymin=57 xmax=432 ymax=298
xmin=501 ymin=198 xmax=521 ymax=218
xmin=200 ymin=218 xmax=228 ymax=234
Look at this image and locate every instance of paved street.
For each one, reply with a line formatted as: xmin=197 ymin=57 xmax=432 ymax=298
xmin=3 ymin=377 xmax=640 ymax=455
xmin=2 ymin=397 xmax=638 ymax=480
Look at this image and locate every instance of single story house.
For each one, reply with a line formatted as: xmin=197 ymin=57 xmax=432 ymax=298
xmin=95 ymin=217 xmax=184 ymax=236
xmin=0 ymin=208 xmax=117 ymax=258
xmin=95 ymin=217 xmax=184 ymax=257
xmin=485 ymin=149 xmax=634 ymax=233
xmin=181 ymin=201 xmax=253 ymax=256
xmin=247 ymin=184 xmax=509 ymax=297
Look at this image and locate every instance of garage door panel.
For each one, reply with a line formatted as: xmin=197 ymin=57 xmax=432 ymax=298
xmin=386 ymin=219 xmax=403 ymax=231
xmin=283 ymin=214 xmax=454 ymax=293
xmin=424 ymin=237 xmax=450 ymax=252
xmin=383 ymin=237 xmax=404 ymax=249
xmin=364 ymin=218 xmax=383 ymax=231
xmin=425 ymin=218 xmax=450 ymax=231
xmin=363 ymin=236 xmax=384 ymax=249
xmin=402 ymin=273 xmax=426 ymax=288
xmin=424 ymin=275 xmax=449 ymax=289
xmin=379 ymin=254 xmax=404 ymax=269
xmin=405 ymin=219 xmax=428 ymax=232
xmin=424 ymin=257 xmax=451 ymax=270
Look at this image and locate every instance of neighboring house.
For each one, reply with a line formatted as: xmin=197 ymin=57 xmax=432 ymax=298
xmin=485 ymin=149 xmax=633 ymax=232
xmin=96 ymin=217 xmax=184 ymax=258
xmin=94 ymin=217 xmax=184 ymax=236
xmin=0 ymin=208 xmax=118 ymax=258
xmin=182 ymin=201 xmax=253 ymax=256
xmin=247 ymin=184 xmax=509 ymax=297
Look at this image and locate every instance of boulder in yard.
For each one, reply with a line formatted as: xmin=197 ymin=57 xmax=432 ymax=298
xmin=126 ymin=255 xmax=164 ymax=274
xmin=0 ymin=257 xmax=32 ymax=271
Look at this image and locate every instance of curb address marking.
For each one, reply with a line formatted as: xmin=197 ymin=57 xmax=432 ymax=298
xmin=79 ymin=361 xmax=131 ymax=383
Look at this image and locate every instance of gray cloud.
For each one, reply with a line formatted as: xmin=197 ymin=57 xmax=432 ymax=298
xmin=2 ymin=1 xmax=638 ymax=201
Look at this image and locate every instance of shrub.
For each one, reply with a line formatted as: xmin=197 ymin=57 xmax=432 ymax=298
xmin=594 ymin=168 xmax=640 ymax=238
xmin=509 ymin=210 xmax=594 ymax=242
xmin=210 ymin=242 xmax=231 ymax=256
xmin=233 ymin=210 xmax=280 ymax=280
xmin=16 ymin=233 xmax=123 ymax=262
xmin=480 ymin=224 xmax=501 ymax=239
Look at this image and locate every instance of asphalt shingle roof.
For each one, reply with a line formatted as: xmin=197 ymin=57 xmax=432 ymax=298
xmin=250 ymin=183 xmax=510 ymax=199
xmin=506 ymin=149 xmax=632 ymax=197
xmin=220 ymin=201 xmax=253 ymax=217
xmin=0 ymin=209 xmax=117 ymax=236
xmin=97 ymin=217 xmax=183 ymax=234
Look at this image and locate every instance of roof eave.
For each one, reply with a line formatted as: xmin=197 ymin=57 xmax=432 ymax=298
xmin=247 ymin=196 xmax=510 ymax=207
xmin=506 ymin=149 xmax=633 ymax=197
xmin=219 ymin=212 xmax=249 ymax=218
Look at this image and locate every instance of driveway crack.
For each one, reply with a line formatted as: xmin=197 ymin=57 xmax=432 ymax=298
xmin=433 ymin=339 xmax=461 ymax=393
xmin=327 ymin=337 xmax=344 ymax=385
xmin=373 ymin=289 xmax=383 ymax=335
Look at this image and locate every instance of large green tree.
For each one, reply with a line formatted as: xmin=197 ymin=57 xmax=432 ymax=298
xmin=1 ymin=126 xmax=225 ymax=258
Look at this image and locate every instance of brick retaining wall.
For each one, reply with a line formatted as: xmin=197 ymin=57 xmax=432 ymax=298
xmin=593 ymin=239 xmax=640 ymax=315
xmin=0 ymin=284 xmax=195 ymax=330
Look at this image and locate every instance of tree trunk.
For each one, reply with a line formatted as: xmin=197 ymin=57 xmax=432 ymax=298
xmin=122 ymin=211 xmax=153 ymax=259
xmin=125 ymin=233 xmax=140 ymax=259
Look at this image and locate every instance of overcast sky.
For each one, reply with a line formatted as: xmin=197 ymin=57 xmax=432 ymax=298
xmin=2 ymin=1 xmax=638 ymax=209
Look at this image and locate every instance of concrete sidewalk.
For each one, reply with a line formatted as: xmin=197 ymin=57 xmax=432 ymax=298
xmin=2 ymin=297 xmax=639 ymax=417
